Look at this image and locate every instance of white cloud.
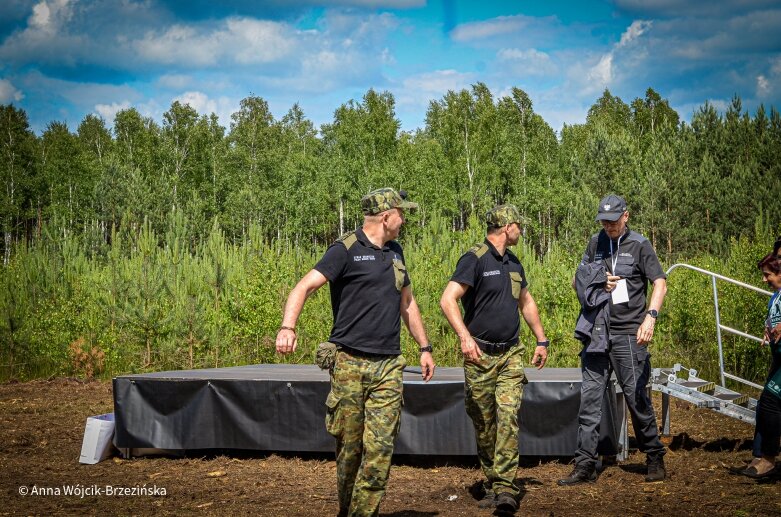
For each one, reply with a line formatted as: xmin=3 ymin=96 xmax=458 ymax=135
xmin=757 ymin=75 xmax=771 ymax=97
xmin=94 ymin=101 xmax=131 ymax=123
xmin=228 ymin=18 xmax=295 ymax=64
xmin=173 ymin=91 xmax=214 ymax=114
xmin=497 ymin=48 xmax=556 ymax=76
xmin=0 ymin=3 xmax=398 ymax=98
xmin=30 ymin=0 xmax=72 ymax=35
xmin=588 ymin=54 xmax=614 ymax=88
xmin=612 ymin=0 xmax=780 ymax=17
xmin=157 ymin=74 xmax=193 ymax=90
xmin=772 ymin=57 xmax=781 ymax=76
xmin=451 ymin=15 xmax=541 ymax=42
xmin=133 ymin=18 xmax=296 ymax=67
xmin=0 ymin=0 xmax=93 ymax=67
xmin=582 ymin=20 xmax=651 ymax=93
xmin=655 ymin=9 xmax=781 ymax=60
xmin=0 ymin=79 xmax=24 ymax=103
xmin=402 ymin=70 xmax=474 ymax=96
xmin=172 ymin=91 xmax=237 ymax=127
xmin=618 ymin=20 xmax=652 ymax=48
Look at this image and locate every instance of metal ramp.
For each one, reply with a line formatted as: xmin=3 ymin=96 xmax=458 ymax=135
xmin=652 ymin=363 xmax=757 ymax=435
xmin=650 ymin=264 xmax=771 ymax=435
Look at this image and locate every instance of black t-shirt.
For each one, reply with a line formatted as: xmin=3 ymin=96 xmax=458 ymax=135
xmin=314 ymin=228 xmax=410 ymax=355
xmin=582 ymin=227 xmax=666 ymax=334
xmin=450 ymin=239 xmax=528 ymax=344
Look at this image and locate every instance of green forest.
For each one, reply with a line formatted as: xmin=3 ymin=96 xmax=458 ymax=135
xmin=1 ymin=84 xmax=779 ymax=385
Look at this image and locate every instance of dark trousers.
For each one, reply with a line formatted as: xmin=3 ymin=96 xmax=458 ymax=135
xmin=574 ymin=334 xmax=666 ymax=470
xmin=755 ymin=349 xmax=781 ymax=458
xmin=756 ymin=390 xmax=781 ymax=457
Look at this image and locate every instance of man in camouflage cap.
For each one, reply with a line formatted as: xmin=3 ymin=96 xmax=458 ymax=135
xmin=277 ymin=187 xmax=435 ymax=517
xmin=440 ymin=204 xmax=549 ymax=514
xmin=360 ymin=187 xmax=419 ymax=215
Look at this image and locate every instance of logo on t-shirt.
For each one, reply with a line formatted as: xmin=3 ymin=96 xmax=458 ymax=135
xmin=483 ymin=270 xmax=500 ymax=277
xmin=769 ymin=293 xmax=781 ymax=328
xmin=353 ymin=255 xmax=376 ymax=262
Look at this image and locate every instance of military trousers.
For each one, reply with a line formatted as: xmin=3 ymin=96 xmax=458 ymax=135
xmin=574 ymin=334 xmax=665 ymax=470
xmin=325 ymin=349 xmax=406 ymax=517
xmin=464 ymin=344 xmax=526 ymax=497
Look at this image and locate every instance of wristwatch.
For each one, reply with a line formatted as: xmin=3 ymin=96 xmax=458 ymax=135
xmin=419 ymin=345 xmax=433 ymax=354
xmin=646 ymin=309 xmax=659 ymax=318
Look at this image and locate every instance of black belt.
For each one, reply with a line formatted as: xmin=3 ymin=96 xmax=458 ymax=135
xmin=340 ymin=346 xmax=397 ymax=359
xmin=473 ymin=337 xmax=517 ymax=354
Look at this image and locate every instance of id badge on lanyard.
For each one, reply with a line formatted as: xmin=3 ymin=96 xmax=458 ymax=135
xmin=609 ymin=236 xmax=629 ymax=304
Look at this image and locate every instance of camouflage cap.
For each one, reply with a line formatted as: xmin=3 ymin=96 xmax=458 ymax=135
xmin=486 ymin=204 xmax=522 ymax=228
xmin=361 ymin=188 xmax=419 ymax=215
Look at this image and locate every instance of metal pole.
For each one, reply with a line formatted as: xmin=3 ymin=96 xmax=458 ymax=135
xmin=712 ymin=275 xmax=726 ymax=387
xmin=661 ymin=392 xmax=671 ymax=436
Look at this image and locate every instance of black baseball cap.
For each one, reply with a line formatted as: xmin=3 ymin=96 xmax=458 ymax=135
xmin=595 ymin=194 xmax=627 ymax=222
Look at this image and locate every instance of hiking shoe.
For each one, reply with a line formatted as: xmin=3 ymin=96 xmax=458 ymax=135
xmin=495 ymin=491 xmax=518 ymax=512
xmin=557 ymin=467 xmax=597 ymax=486
xmin=645 ymin=457 xmax=666 ymax=482
xmin=476 ymin=489 xmax=496 ymax=508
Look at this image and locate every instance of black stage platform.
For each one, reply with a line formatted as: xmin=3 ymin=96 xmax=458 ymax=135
xmin=113 ymin=365 xmax=624 ymax=457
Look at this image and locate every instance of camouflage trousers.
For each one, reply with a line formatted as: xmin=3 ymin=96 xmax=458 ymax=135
xmin=464 ymin=344 xmax=526 ymax=497
xmin=325 ymin=349 xmax=406 ymax=517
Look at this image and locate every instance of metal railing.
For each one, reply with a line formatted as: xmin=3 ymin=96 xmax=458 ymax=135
xmin=665 ymin=263 xmax=772 ymax=390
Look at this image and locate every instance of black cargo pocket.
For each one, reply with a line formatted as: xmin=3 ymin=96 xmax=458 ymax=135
xmin=509 ymin=271 xmax=523 ymax=299
xmin=324 ymin=391 xmax=342 ymax=438
xmin=631 ymin=337 xmax=649 ymax=362
xmin=392 ymin=259 xmax=406 ymax=292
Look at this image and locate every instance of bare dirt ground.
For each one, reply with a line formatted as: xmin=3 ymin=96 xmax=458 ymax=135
xmin=1 ymin=378 xmax=780 ymax=516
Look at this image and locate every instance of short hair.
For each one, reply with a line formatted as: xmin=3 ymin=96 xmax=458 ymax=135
xmin=774 ymin=236 xmax=781 ymax=257
xmin=758 ymin=253 xmax=781 ymax=274
xmin=364 ymin=212 xmax=384 ymax=224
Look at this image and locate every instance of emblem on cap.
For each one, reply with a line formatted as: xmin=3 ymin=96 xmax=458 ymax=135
xmin=603 ymin=204 xmax=611 ymax=210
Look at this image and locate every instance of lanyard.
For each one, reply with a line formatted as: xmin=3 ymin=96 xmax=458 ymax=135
xmin=609 ymin=234 xmax=623 ymax=274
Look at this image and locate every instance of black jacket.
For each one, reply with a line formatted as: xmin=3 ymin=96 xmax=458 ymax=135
xmin=574 ymin=261 xmax=610 ymax=353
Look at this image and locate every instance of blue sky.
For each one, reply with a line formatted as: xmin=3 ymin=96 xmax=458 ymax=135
xmin=1 ymin=0 xmax=780 ymax=135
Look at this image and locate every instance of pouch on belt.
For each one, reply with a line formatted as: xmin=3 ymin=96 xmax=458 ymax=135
xmin=315 ymin=342 xmax=339 ymax=371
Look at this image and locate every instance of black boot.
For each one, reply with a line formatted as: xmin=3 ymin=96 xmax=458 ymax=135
xmin=645 ymin=456 xmax=666 ymax=482
xmin=557 ymin=467 xmax=597 ymax=486
xmin=476 ymin=489 xmax=496 ymax=509
xmin=495 ymin=491 xmax=518 ymax=513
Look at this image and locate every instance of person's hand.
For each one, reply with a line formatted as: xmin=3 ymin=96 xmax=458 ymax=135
xmin=771 ymin=323 xmax=781 ymax=343
xmin=275 ymin=328 xmax=297 ymax=355
xmin=460 ymin=334 xmax=482 ymax=363
xmin=531 ymin=345 xmax=548 ymax=369
xmin=637 ymin=315 xmax=655 ymax=345
xmin=606 ymin=275 xmax=620 ymax=292
xmin=420 ymin=352 xmax=435 ymax=382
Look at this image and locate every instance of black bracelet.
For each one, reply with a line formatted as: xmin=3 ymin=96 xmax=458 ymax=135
xmin=280 ymin=326 xmax=296 ymax=333
xmin=537 ymin=340 xmax=550 ymax=348
xmin=419 ymin=345 xmax=433 ymax=354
